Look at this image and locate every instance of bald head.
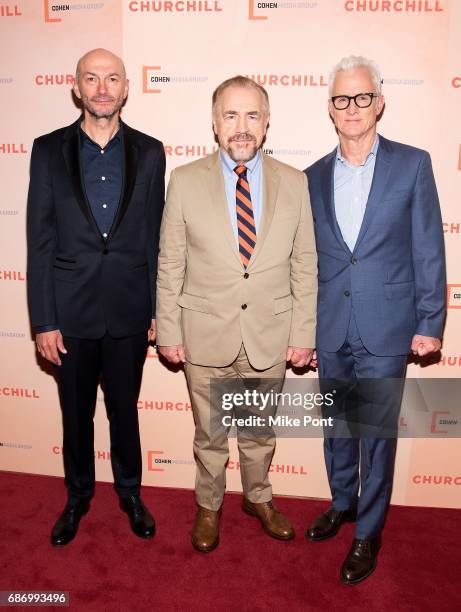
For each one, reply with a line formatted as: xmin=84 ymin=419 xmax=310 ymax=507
xmin=76 ymin=48 xmax=126 ymax=84
xmin=73 ymin=48 xmax=128 ymax=121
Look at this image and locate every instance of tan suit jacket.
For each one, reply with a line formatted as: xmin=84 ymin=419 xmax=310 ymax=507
xmin=156 ymin=151 xmax=317 ymax=370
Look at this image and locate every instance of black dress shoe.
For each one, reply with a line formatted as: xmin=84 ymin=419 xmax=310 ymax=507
xmin=120 ymin=495 xmax=155 ymax=539
xmin=51 ymin=500 xmax=90 ymax=547
xmin=306 ymin=506 xmax=357 ymax=541
xmin=341 ymin=537 xmax=381 ymax=585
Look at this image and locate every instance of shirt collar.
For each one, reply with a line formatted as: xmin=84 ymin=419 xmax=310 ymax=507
xmin=79 ymin=117 xmax=123 ymax=150
xmin=220 ymin=147 xmax=262 ymax=176
xmin=336 ymin=134 xmax=379 ymax=167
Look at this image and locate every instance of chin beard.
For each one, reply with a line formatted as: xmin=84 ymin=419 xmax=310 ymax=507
xmin=86 ymin=108 xmax=117 ymax=120
xmin=227 ymin=143 xmax=259 ymax=163
xmin=83 ymin=99 xmax=123 ymax=121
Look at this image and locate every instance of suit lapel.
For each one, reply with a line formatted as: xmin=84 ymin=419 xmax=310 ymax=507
xmin=247 ymin=153 xmax=280 ymax=269
xmin=62 ymin=120 xmax=100 ymax=233
xmin=109 ymin=121 xmax=138 ymax=239
xmin=206 ymin=152 xmax=243 ymax=269
xmin=353 ymin=136 xmax=392 ymax=253
xmin=321 ymin=149 xmax=351 ymax=255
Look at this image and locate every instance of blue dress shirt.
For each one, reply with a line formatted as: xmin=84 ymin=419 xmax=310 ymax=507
xmin=79 ymin=125 xmax=123 ymax=240
xmin=219 ymin=148 xmax=263 ymax=244
xmin=334 ymin=135 xmax=379 ymax=252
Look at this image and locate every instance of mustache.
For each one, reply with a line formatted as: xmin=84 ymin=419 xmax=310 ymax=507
xmin=229 ymin=132 xmax=256 ymax=142
xmin=90 ymin=96 xmax=115 ymax=103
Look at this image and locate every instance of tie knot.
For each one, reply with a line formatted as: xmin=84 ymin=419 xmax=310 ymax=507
xmin=234 ymin=165 xmax=247 ymax=177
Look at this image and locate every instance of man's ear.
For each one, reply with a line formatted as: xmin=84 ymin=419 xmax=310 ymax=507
xmin=73 ymin=81 xmax=81 ymax=100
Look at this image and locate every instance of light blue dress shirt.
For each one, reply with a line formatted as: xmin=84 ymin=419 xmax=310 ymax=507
xmin=219 ymin=148 xmax=263 ymax=244
xmin=334 ymin=135 xmax=379 ymax=252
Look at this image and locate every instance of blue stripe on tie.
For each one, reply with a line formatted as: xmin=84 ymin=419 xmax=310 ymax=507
xmin=237 ymin=212 xmax=256 ymax=235
xmin=239 ymin=244 xmax=252 ymax=260
xmin=238 ymin=228 xmax=256 ymax=249
xmin=236 ymin=199 xmax=254 ymax=220
xmin=236 ymin=183 xmax=252 ymax=201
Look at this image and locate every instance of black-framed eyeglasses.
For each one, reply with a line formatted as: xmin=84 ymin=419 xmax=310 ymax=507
xmin=331 ymin=92 xmax=378 ymax=110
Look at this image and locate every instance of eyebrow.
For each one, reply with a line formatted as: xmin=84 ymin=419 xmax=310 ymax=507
xmin=223 ymin=110 xmax=261 ymax=115
xmin=83 ymin=71 xmax=121 ymax=77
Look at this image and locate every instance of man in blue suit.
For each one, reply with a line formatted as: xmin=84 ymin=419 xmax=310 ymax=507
xmin=305 ymin=56 xmax=446 ymax=585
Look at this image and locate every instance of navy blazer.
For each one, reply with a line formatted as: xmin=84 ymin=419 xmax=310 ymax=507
xmin=305 ymin=135 xmax=446 ymax=356
xmin=27 ymin=119 xmax=165 ymax=338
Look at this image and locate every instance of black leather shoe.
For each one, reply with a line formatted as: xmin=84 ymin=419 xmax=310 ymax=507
xmin=306 ymin=506 xmax=357 ymax=541
xmin=341 ymin=537 xmax=381 ymax=585
xmin=51 ymin=500 xmax=90 ymax=547
xmin=120 ymin=495 xmax=155 ymax=539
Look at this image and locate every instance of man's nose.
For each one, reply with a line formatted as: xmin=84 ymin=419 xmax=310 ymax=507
xmin=97 ymin=79 xmax=107 ymax=94
xmin=346 ymin=99 xmax=359 ymax=114
xmin=237 ymin=114 xmax=249 ymax=132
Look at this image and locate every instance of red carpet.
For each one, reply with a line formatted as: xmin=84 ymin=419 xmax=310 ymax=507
xmin=0 ymin=471 xmax=460 ymax=611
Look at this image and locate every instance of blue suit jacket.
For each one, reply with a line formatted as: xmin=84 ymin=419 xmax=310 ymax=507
xmin=305 ymin=135 xmax=446 ymax=356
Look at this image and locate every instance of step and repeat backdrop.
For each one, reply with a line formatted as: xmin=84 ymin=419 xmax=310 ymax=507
xmin=1 ymin=0 xmax=460 ymax=508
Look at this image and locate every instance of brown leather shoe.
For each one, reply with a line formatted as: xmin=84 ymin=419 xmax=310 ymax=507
xmin=242 ymin=498 xmax=295 ymax=540
xmin=191 ymin=506 xmax=221 ymax=553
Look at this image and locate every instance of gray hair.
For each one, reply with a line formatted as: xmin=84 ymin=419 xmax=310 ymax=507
xmin=212 ymin=75 xmax=270 ymax=115
xmin=328 ymin=55 xmax=382 ymax=96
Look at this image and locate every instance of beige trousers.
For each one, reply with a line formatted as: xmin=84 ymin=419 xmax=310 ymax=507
xmin=184 ymin=345 xmax=286 ymax=511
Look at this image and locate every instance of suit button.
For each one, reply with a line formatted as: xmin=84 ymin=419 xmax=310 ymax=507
xmin=351 ymin=257 xmax=357 ymax=265
xmin=244 ymin=273 xmax=249 ymax=279
xmin=344 ymin=290 xmax=351 ymax=297
xmin=103 ymin=249 xmax=109 ymax=255
xmin=241 ymin=304 xmax=247 ymax=310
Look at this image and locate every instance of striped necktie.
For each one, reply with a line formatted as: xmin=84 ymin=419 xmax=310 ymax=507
xmin=235 ymin=165 xmax=256 ymax=267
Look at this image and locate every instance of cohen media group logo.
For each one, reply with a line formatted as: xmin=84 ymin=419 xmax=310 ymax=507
xmin=142 ymin=65 xmax=208 ymax=93
xmin=248 ymin=1 xmax=318 ymax=21
xmin=430 ymin=410 xmax=458 ymax=434
xmin=43 ymin=1 xmax=104 ymax=23
xmin=147 ymin=450 xmax=195 ymax=472
xmin=344 ymin=0 xmax=444 ymax=11
xmin=447 ymin=285 xmax=461 ymax=309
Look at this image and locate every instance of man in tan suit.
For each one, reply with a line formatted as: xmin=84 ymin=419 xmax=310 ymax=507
xmin=156 ymin=76 xmax=317 ymax=552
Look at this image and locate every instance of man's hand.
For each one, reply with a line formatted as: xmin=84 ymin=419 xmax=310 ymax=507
xmin=148 ymin=319 xmax=157 ymax=343
xmin=411 ymin=335 xmax=441 ymax=357
xmin=286 ymin=346 xmax=314 ymax=368
xmin=157 ymin=344 xmax=186 ymax=364
xmin=36 ymin=330 xmax=67 ymax=366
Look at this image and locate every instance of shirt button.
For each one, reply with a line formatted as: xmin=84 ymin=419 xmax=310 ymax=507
xmin=344 ymin=290 xmax=351 ymax=297
xmin=101 ymin=176 xmax=106 ymax=181
xmin=102 ymin=204 xmax=107 ymax=209
xmin=103 ymin=233 xmax=108 ymax=238
xmin=241 ymin=304 xmax=247 ymax=310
